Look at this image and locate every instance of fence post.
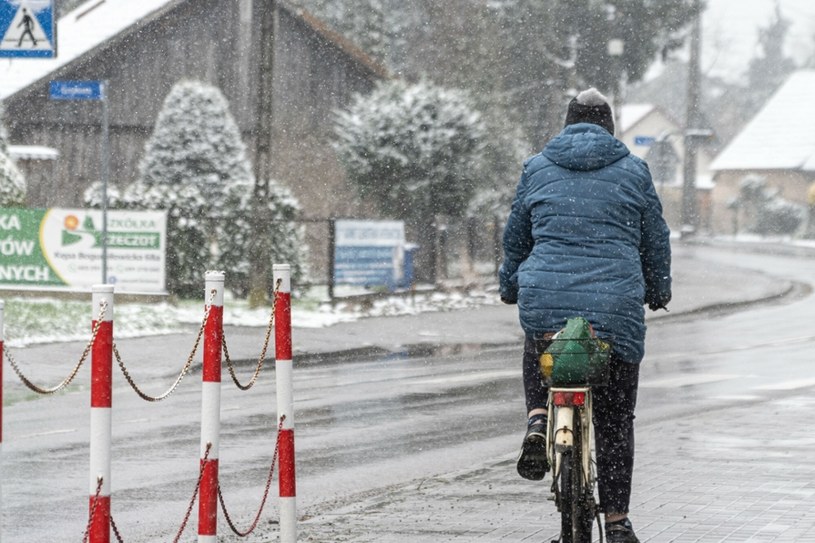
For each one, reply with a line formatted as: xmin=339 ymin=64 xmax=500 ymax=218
xmin=273 ymin=264 xmax=296 ymax=543
xmin=1 ymin=300 xmax=4 ymax=543
xmin=89 ymin=285 xmax=114 ymax=543
xmin=199 ymin=271 xmax=224 ymax=542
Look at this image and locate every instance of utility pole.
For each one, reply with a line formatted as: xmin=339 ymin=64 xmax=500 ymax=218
xmin=100 ymin=80 xmax=110 ymax=284
xmin=681 ymin=0 xmax=702 ymax=238
xmin=248 ymin=0 xmax=276 ymax=306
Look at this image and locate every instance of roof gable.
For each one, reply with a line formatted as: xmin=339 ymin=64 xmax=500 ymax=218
xmin=618 ymin=104 xmax=655 ymax=134
xmin=0 ymin=0 xmax=183 ymax=100
xmin=0 ymin=0 xmax=387 ymax=102
xmin=711 ymin=70 xmax=815 ymax=172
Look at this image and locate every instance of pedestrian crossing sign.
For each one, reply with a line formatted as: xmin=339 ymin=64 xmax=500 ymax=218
xmin=0 ymin=0 xmax=56 ymax=58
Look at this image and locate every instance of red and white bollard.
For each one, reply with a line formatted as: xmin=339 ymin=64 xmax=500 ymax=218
xmin=198 ymin=271 xmax=224 ymax=542
xmin=274 ymin=264 xmax=296 ymax=543
xmin=89 ymin=285 xmax=114 ymax=543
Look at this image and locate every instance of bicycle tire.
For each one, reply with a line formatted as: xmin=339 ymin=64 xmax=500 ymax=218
xmin=558 ymin=412 xmax=594 ymax=543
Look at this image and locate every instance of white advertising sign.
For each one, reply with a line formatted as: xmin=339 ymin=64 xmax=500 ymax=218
xmin=0 ymin=207 xmax=167 ymax=292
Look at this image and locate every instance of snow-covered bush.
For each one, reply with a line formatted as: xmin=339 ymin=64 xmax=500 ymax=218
xmin=0 ymin=103 xmax=8 ymax=154
xmin=334 ymin=79 xmax=485 ymax=220
xmin=139 ymin=80 xmax=252 ymax=201
xmin=214 ymin=181 xmax=308 ymax=298
xmin=334 ymin=79 xmax=485 ymax=280
xmin=86 ymin=80 xmax=307 ymax=298
xmin=737 ymin=175 xmax=805 ymax=235
xmin=137 ymin=80 xmax=251 ymax=296
xmin=0 ymin=103 xmax=25 ymax=206
xmin=0 ymin=151 xmax=26 ymax=207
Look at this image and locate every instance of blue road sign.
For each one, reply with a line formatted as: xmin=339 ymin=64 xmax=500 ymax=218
xmin=634 ymin=136 xmax=656 ymax=146
xmin=50 ymin=80 xmax=104 ymax=101
xmin=0 ymin=0 xmax=56 ymax=58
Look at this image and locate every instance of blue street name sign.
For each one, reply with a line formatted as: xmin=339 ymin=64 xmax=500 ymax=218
xmin=634 ymin=136 xmax=656 ymax=146
xmin=50 ymin=80 xmax=104 ymax=101
xmin=0 ymin=0 xmax=56 ymax=58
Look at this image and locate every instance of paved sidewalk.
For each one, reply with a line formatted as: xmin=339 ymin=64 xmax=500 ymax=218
xmin=288 ymin=244 xmax=815 ymax=543
xmin=296 ymin=391 xmax=815 ymax=543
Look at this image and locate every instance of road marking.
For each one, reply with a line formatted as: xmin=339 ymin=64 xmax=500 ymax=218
xmin=640 ymin=374 xmax=741 ymax=388
xmin=17 ymin=428 xmax=77 ymax=439
xmin=754 ymin=377 xmax=815 ymax=390
xmin=411 ymin=369 xmax=518 ymax=386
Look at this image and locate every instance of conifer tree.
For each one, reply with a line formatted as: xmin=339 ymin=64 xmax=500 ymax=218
xmin=139 ymin=80 xmax=252 ymax=202
xmin=0 ymin=103 xmax=8 ymax=154
xmin=85 ymin=80 xmax=307 ymax=297
xmin=0 ymin=105 xmax=25 ymax=207
xmin=747 ymin=3 xmax=796 ymax=111
xmin=0 ymin=152 xmax=25 ymax=207
xmin=135 ymin=80 xmax=252 ymax=296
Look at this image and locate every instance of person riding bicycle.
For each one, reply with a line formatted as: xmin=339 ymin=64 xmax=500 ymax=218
xmin=499 ymin=88 xmax=671 ymax=543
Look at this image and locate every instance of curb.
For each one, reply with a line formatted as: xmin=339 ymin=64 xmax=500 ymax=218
xmin=228 ymin=278 xmax=803 ymax=369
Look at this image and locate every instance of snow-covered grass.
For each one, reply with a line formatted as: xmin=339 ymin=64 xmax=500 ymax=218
xmin=1 ymin=284 xmax=501 ymax=348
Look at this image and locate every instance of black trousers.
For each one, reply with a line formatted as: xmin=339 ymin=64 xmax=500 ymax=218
xmin=523 ymin=335 xmax=640 ymax=515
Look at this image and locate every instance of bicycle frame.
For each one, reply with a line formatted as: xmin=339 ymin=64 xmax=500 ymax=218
xmin=547 ymin=386 xmax=599 ymax=543
xmin=547 ymin=387 xmax=594 ymax=486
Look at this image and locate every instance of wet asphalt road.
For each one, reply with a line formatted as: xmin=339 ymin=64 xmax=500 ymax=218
xmin=1 ymin=242 xmax=813 ymax=542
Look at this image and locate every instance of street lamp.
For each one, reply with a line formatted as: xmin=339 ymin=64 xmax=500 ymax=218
xmin=607 ymin=38 xmax=625 ymax=127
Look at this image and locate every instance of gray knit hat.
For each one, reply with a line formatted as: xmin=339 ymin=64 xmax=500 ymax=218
xmin=564 ymin=88 xmax=614 ymax=135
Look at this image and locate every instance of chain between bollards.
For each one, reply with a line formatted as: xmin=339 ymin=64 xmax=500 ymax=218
xmin=218 ymin=415 xmax=285 ymax=536
xmin=82 ymin=476 xmax=104 ymax=543
xmin=6 ymin=300 xmax=107 ymax=395
xmin=222 ymin=278 xmax=283 ymax=391
xmin=113 ymin=290 xmax=216 ymax=402
xmin=109 ymin=514 xmax=125 ymax=543
xmin=105 ymin=443 xmax=213 ymax=543
xmin=174 ymin=441 xmax=212 ymax=543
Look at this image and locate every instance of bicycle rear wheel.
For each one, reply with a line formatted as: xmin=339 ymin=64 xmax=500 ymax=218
xmin=558 ymin=414 xmax=594 ymax=542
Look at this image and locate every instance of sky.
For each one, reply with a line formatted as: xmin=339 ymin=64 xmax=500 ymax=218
xmin=702 ymin=0 xmax=815 ymax=83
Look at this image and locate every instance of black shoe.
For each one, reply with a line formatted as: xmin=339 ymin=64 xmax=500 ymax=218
xmin=605 ymin=518 xmax=640 ymax=543
xmin=516 ymin=415 xmax=549 ymax=480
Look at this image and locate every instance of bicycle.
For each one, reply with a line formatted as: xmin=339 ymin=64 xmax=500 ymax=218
xmin=538 ymin=317 xmax=611 ymax=543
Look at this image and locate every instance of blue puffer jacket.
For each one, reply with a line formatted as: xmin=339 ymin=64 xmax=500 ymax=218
xmin=499 ymin=123 xmax=671 ymax=364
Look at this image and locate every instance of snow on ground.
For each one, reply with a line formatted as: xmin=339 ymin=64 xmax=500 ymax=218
xmin=4 ymin=237 xmax=814 ymax=348
xmin=1 ymin=285 xmax=501 ymax=348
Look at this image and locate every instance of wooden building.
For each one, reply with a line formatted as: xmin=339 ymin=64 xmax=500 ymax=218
xmin=0 ymin=0 xmax=387 ymax=221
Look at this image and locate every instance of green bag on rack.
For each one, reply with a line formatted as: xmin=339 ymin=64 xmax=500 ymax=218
xmin=543 ymin=317 xmax=611 ymax=386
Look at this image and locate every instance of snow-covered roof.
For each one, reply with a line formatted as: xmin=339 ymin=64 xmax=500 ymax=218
xmin=8 ymin=144 xmax=59 ymax=159
xmin=710 ymin=70 xmax=815 ymax=172
xmin=0 ymin=0 xmax=387 ymax=103
xmin=618 ymin=104 xmax=655 ymax=134
xmin=0 ymin=0 xmax=182 ymax=101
